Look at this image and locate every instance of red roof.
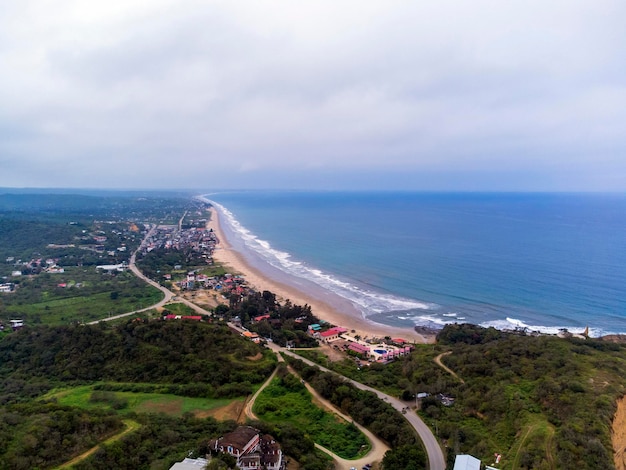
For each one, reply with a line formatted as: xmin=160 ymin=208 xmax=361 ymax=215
xmin=392 ymin=338 xmax=406 ymax=344
xmin=348 ymin=343 xmax=370 ymax=354
xmin=164 ymin=315 xmax=203 ymax=321
xmin=320 ymin=327 xmax=348 ymax=338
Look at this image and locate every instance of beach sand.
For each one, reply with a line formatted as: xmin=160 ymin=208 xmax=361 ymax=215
xmin=207 ymin=207 xmax=434 ymax=344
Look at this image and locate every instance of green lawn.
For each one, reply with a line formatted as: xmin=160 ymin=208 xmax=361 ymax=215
xmin=3 ymin=269 xmax=163 ymax=325
xmin=45 ymin=385 xmax=241 ymax=417
xmin=254 ymin=373 xmax=370 ymax=459
xmin=162 ymin=302 xmax=197 ymax=315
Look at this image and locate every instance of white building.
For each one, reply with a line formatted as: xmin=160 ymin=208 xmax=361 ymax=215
xmin=454 ymin=454 xmax=481 ymax=470
xmin=169 ymin=457 xmax=208 ymax=470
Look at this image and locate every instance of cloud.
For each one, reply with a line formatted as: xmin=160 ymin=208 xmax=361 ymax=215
xmin=1 ymin=0 xmax=625 ymax=190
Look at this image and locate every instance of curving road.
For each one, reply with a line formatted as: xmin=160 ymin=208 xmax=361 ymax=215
xmin=241 ymin=353 xmax=389 ymax=470
xmin=88 ymin=224 xmax=212 ymax=325
xmin=86 ymin=221 xmax=444 ymax=469
xmin=294 ymin=366 xmax=390 ymax=470
xmin=234 ymin=329 xmax=446 ymax=470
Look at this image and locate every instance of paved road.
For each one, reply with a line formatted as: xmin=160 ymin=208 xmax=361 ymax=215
xmin=295 ymin=367 xmax=390 ymax=470
xmin=88 ymin=224 xmax=212 ymax=325
xmin=85 ymin=222 xmax=444 ymax=469
xmin=240 ymin=350 xmax=389 ymax=470
xmin=262 ymin=341 xmax=446 ymax=470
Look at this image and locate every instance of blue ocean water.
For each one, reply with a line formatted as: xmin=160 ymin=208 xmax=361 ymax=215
xmin=204 ymin=191 xmax=626 ymax=337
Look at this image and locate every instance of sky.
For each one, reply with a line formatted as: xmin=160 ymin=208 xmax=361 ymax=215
xmin=1 ymin=0 xmax=626 ymax=191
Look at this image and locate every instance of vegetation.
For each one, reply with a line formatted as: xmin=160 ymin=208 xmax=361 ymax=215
xmin=422 ymin=324 xmax=625 ymax=469
xmin=0 ymin=320 xmax=276 ymax=404
xmin=0 ymin=194 xmax=337 ymax=469
xmin=250 ymin=420 xmax=334 ymax=470
xmin=254 ymin=365 xmax=370 ymax=459
xmin=46 ymin=385 xmax=240 ymax=417
xmin=303 ymin=324 xmax=626 ymax=469
xmin=0 ymin=193 xmax=204 ymax=325
xmin=7 ymin=193 xmax=626 ymax=469
xmin=0 ymin=401 xmax=123 ymax=470
xmin=295 ymin=349 xmax=407 ymax=397
xmin=70 ymin=414 xmax=236 ymax=470
xmin=1 ymin=269 xmax=162 ymax=325
xmin=137 ymin=246 xmax=226 ymax=281
xmin=219 ymin=291 xmax=321 ymax=348
xmin=286 ymin=356 xmax=427 ymax=468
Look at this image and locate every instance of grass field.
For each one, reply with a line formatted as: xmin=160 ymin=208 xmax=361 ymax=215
xmin=3 ymin=268 xmax=163 ymax=325
xmin=46 ymin=385 xmax=243 ymax=417
xmin=254 ymin=375 xmax=370 ymax=459
xmin=161 ymin=302 xmax=197 ymax=315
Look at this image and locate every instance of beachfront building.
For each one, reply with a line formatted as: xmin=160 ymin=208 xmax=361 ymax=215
xmin=208 ymin=426 xmax=283 ymax=470
xmin=307 ymin=323 xmax=322 ymax=335
xmin=348 ymin=342 xmax=370 ymax=357
xmin=341 ymin=333 xmax=414 ymax=363
xmin=369 ymin=344 xmax=413 ymax=362
xmin=319 ymin=326 xmax=348 ymax=342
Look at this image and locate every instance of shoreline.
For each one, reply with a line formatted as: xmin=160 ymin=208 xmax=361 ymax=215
xmin=206 ymin=206 xmax=435 ymax=344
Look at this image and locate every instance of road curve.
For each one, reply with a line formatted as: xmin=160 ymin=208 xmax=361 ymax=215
xmin=85 ymin=222 xmax=444 ymax=469
xmin=295 ymin=367 xmax=390 ymax=470
xmin=242 ymin=334 xmax=446 ymax=470
xmin=241 ymin=355 xmax=389 ymax=470
xmin=88 ymin=224 xmax=213 ymax=325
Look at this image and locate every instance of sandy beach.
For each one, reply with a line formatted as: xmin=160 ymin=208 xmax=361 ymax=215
xmin=206 ymin=207 xmax=434 ymax=344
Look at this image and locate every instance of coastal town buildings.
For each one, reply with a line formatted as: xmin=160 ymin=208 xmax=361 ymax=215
xmin=309 ymin=326 xmax=414 ymax=363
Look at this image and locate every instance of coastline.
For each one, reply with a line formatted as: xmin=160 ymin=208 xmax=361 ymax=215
xmin=206 ymin=207 xmax=434 ymax=344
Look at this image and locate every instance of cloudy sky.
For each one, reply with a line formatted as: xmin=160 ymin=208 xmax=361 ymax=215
xmin=1 ymin=1 xmax=625 ymax=191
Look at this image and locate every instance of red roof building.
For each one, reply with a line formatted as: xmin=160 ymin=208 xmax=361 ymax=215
xmin=319 ymin=326 xmax=348 ymax=342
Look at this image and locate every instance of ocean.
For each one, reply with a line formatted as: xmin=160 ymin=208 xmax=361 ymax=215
xmin=203 ymin=191 xmax=626 ymax=337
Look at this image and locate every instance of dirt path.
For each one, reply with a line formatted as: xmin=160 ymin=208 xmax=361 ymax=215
xmin=511 ymin=425 xmax=536 ymax=470
xmin=545 ymin=426 xmax=555 ymax=470
xmin=242 ymin=366 xmax=280 ymax=422
xmin=242 ymin=358 xmax=389 ymax=470
xmin=434 ymin=351 xmax=465 ymax=384
xmin=613 ymin=395 xmax=626 ymax=470
xmin=295 ymin=368 xmax=389 ymax=470
xmin=55 ymin=419 xmax=140 ymax=469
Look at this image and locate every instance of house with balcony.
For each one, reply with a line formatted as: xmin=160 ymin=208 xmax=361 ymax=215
xmin=208 ymin=426 xmax=284 ymax=470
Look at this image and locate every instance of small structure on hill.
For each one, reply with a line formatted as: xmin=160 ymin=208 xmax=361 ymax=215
xmin=169 ymin=457 xmax=208 ymax=470
xmin=453 ymin=454 xmax=481 ymax=470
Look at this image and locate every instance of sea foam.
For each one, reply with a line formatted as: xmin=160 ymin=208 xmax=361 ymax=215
xmin=205 ymin=197 xmax=434 ymax=317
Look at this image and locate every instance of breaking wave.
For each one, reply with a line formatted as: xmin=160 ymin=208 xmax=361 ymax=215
xmin=204 ymin=197 xmax=435 ymax=317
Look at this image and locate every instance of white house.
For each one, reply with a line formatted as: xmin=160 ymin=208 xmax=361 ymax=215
xmin=454 ymin=454 xmax=481 ymax=470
